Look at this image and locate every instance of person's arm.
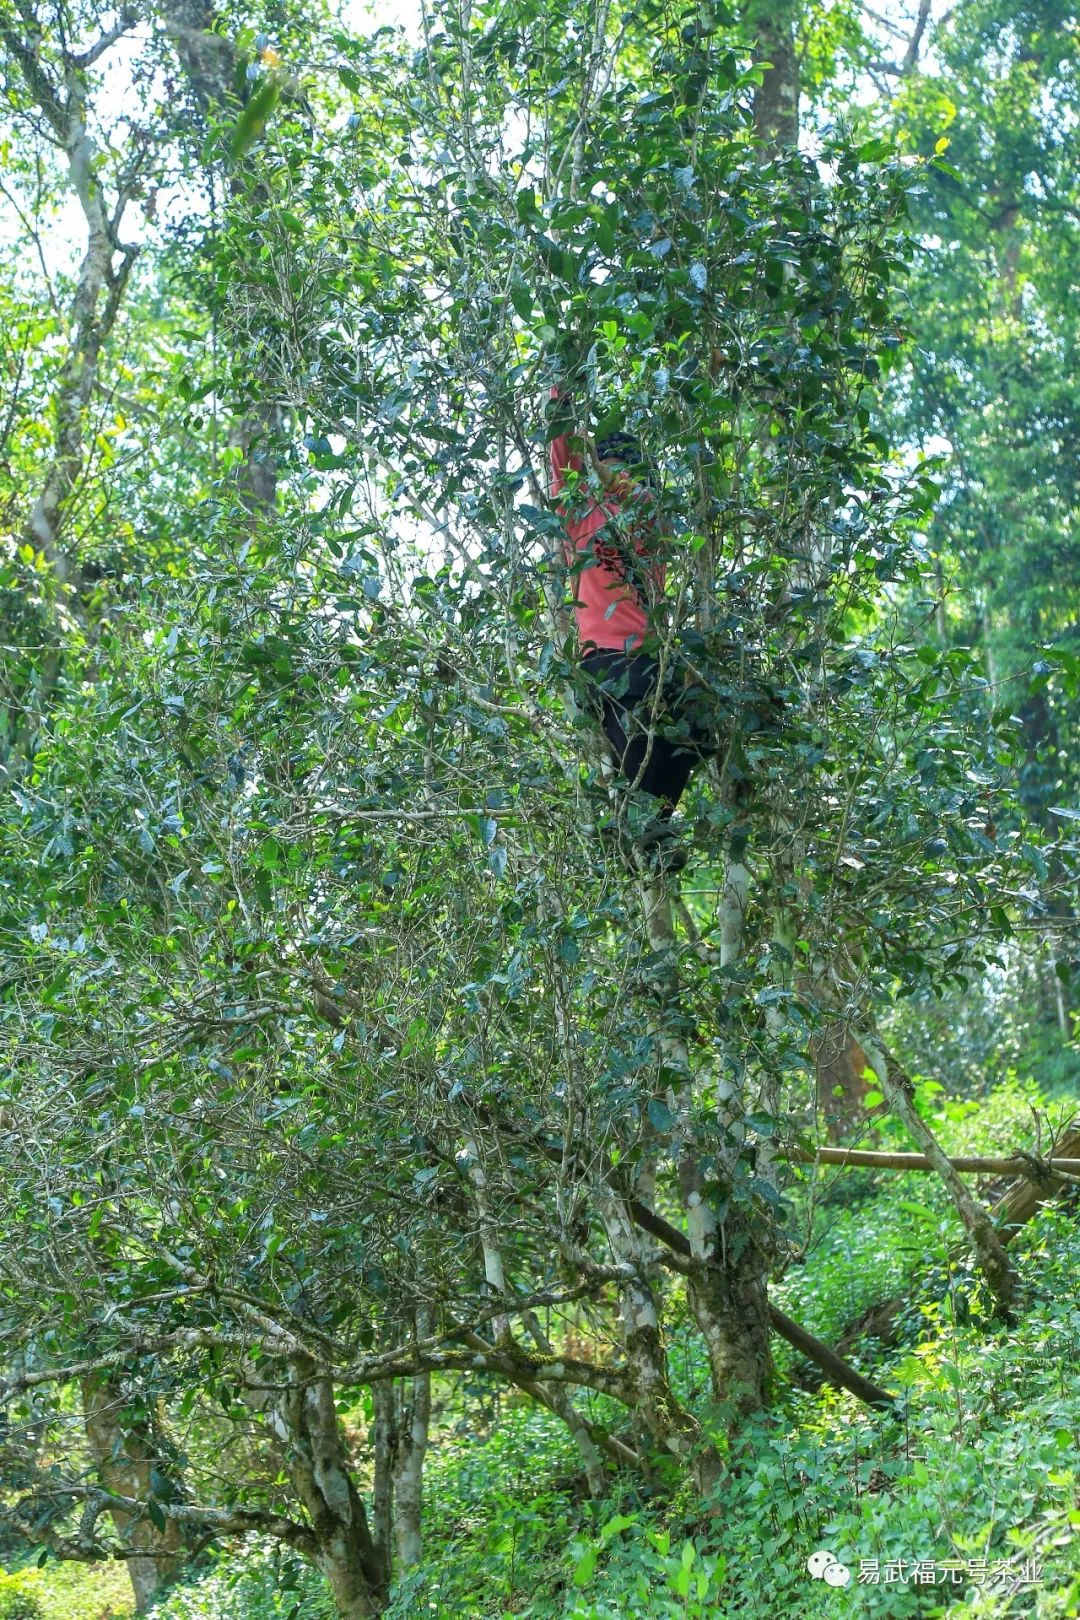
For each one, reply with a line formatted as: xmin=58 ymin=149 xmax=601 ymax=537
xmin=548 ymin=385 xmax=602 ymax=496
xmin=585 ymin=438 xmax=622 ymax=492
xmin=547 ymin=385 xmax=573 ymax=493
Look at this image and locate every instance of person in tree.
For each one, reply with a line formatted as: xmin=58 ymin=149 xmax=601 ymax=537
xmin=547 ymin=391 xmax=715 ymax=870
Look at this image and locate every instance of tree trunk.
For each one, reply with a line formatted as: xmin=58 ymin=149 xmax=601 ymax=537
xmin=81 ymin=1376 xmax=184 ymax=1613
xmin=746 ymin=0 xmax=800 ymax=150
xmin=544 ymin=875 xmax=719 ymax=1488
xmin=810 ymin=1022 xmax=873 ymax=1141
xmin=680 ymin=1188 xmax=775 ymax=1416
xmin=594 ymin=1182 xmax=717 ymax=1487
xmin=0 ymin=19 xmax=138 ymax=594
xmin=370 ymin=1381 xmax=396 ymax=1573
xmin=0 ymin=18 xmax=141 ymax=757
xmin=460 ymin=1128 xmax=610 ymax=1490
xmin=642 ymin=859 xmax=775 ymax=1421
xmin=162 ymin=0 xmax=283 ymax=514
xmin=391 ymin=1366 xmax=430 ymax=1571
xmin=274 ymin=1362 xmax=390 ymax=1618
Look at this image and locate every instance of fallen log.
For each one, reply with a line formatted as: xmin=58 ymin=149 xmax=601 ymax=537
xmin=831 ymin=1129 xmax=1080 ymax=1359
xmin=779 ymin=1145 xmax=1080 ymax=1176
xmin=991 ymin=1129 xmax=1080 ymax=1234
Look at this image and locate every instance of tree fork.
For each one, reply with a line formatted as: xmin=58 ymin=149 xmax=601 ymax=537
xmin=626 ymin=1197 xmax=896 ymax=1410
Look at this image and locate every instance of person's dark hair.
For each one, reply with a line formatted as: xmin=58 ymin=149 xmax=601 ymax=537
xmin=596 ymin=431 xmax=659 ymax=493
xmin=595 ymin=431 xmax=641 ymax=464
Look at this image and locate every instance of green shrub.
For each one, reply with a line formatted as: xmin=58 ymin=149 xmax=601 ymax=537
xmin=378 ymin=1199 xmax=1080 ymax=1620
xmin=146 ymin=1543 xmax=334 ymax=1620
xmin=0 ymin=1574 xmax=44 ymax=1620
xmin=0 ymin=1560 xmax=135 ymax=1620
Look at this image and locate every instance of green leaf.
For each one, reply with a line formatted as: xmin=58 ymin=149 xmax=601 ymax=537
xmin=573 ymin=1544 xmax=598 ymax=1586
xmin=647 ymin=1097 xmax=675 ymax=1134
xmin=856 ymin=138 xmax=893 ymax=162
xmin=600 ymin=1513 xmax=638 ymax=1541
xmin=229 ymin=75 xmax=282 ymax=161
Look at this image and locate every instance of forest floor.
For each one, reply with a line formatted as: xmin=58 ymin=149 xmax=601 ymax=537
xmin=3 ymin=1079 xmax=1078 ymax=1620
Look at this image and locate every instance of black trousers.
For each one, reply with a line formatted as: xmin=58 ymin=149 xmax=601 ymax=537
xmin=579 ymin=650 xmax=715 ymax=816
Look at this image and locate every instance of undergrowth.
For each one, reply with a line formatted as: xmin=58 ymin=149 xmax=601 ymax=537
xmin=6 ymin=1085 xmax=1077 ymax=1619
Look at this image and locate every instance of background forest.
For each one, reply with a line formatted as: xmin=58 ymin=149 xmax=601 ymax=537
xmin=0 ymin=0 xmax=1078 ymax=1617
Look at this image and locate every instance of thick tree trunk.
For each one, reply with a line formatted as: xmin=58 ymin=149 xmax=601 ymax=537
xmin=272 ymin=1362 xmax=389 ymax=1618
xmin=81 ymin=1376 xmax=184 ymax=1613
xmin=161 ymin=0 xmax=239 ymax=111
xmin=593 ymin=868 xmax=727 ymax=1470
xmin=681 ymin=1192 xmax=775 ymax=1416
xmin=746 ymin=0 xmax=800 ymax=150
xmin=595 ymin=1182 xmax=717 ymax=1487
xmin=642 ymin=859 xmax=775 ymax=1421
xmin=543 ymin=879 xmax=719 ymax=1487
xmin=811 ymin=1023 xmax=872 ymax=1141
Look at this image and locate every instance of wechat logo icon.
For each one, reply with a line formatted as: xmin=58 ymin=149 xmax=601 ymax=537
xmin=807 ymin=1549 xmax=852 ymax=1587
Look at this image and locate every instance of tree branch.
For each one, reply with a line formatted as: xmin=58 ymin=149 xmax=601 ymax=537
xmin=71 ymin=10 xmax=139 ymax=71
xmin=901 ymin=0 xmax=933 ymax=74
xmin=6 ymin=1484 xmax=317 ymax=1563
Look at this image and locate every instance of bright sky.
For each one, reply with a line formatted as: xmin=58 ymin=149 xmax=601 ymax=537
xmin=1 ymin=1 xmax=953 ymax=278
xmin=0 ymin=1 xmax=424 ymax=277
xmin=0 ymin=2 xmax=958 ymax=518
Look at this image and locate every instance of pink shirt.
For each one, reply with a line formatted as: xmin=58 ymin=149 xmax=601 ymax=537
xmin=548 ymin=421 xmax=665 ymax=653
